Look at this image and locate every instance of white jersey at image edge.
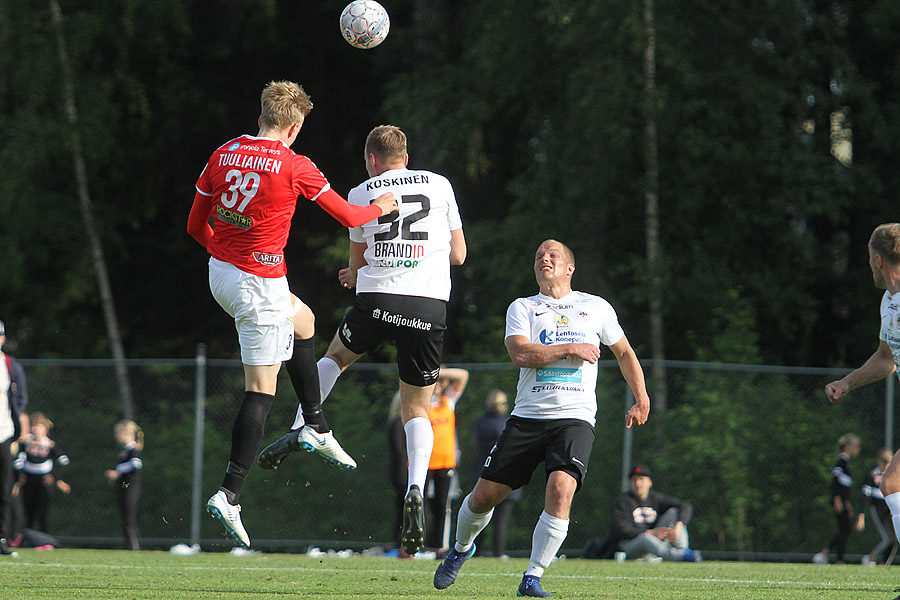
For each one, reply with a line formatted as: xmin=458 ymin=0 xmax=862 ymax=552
xmin=348 ymin=168 xmax=462 ymax=301
xmin=505 ymin=291 xmax=624 ymax=426
xmin=879 ymin=290 xmax=900 ymax=367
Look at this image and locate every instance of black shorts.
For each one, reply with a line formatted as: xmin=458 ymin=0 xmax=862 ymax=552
xmin=338 ymin=292 xmax=446 ymax=387
xmin=479 ymin=416 xmax=595 ymax=493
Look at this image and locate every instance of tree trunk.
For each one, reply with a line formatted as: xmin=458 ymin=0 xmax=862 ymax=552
xmin=50 ymin=0 xmax=134 ymax=419
xmin=643 ymin=0 xmax=667 ymax=422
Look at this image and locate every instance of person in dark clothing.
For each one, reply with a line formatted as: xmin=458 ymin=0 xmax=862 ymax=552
xmin=0 ymin=319 xmax=29 ymax=557
xmin=472 ymin=389 xmax=521 ymax=557
xmin=105 ymin=420 xmax=143 ymax=551
xmin=813 ymin=433 xmax=860 ymax=564
xmin=858 ymin=447 xmax=896 ymax=565
xmin=13 ymin=413 xmax=70 ymax=534
xmin=610 ymin=465 xmax=700 ymax=562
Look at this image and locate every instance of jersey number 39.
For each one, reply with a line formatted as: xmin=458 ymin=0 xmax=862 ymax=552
xmin=221 ymin=170 xmax=260 ymax=212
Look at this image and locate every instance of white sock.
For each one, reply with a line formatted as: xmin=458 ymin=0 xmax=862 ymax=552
xmin=317 ymin=356 xmax=342 ymax=401
xmin=526 ymin=511 xmax=569 ymax=577
xmin=885 ymin=492 xmax=900 ymax=543
xmin=404 ymin=417 xmax=433 ymax=492
xmin=454 ymin=493 xmax=494 ymax=552
xmin=291 ymin=357 xmax=343 ymax=430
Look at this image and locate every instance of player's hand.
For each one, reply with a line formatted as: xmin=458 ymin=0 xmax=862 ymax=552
xmin=649 ymin=527 xmax=671 ymax=540
xmin=338 ymin=267 xmax=356 ymax=289
xmin=825 ymin=379 xmax=849 ymax=404
xmin=372 ymin=192 xmax=398 ymax=217
xmin=58 ymin=480 xmax=71 ymax=494
xmin=567 ymin=343 xmax=600 ymax=364
xmin=625 ymin=396 xmax=650 ymax=428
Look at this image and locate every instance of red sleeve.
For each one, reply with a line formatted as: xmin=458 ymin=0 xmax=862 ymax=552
xmin=187 ymin=190 xmax=214 ymax=248
xmin=315 ymin=188 xmax=383 ymax=228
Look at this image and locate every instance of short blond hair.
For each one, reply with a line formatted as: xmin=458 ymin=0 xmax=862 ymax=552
xmin=365 ymin=125 xmax=407 ymax=163
xmin=115 ymin=419 xmax=144 ymax=451
xmin=870 ymin=223 xmax=900 ymax=267
xmin=837 ymin=432 xmax=859 ymax=452
xmin=30 ymin=412 xmax=53 ymax=430
xmin=260 ymin=81 xmax=313 ymax=130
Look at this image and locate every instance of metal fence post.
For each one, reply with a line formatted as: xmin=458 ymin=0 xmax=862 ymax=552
xmin=621 ymin=387 xmax=635 ymax=492
xmin=190 ymin=343 xmax=207 ymax=545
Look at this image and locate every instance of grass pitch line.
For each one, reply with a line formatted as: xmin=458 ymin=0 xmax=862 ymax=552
xmin=0 ymin=559 xmax=887 ymax=592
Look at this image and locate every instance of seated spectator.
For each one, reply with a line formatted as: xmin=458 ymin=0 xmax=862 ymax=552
xmin=609 ymin=465 xmax=701 ymax=562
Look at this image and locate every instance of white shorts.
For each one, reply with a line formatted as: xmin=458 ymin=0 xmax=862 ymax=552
xmin=208 ymin=257 xmax=298 ymax=366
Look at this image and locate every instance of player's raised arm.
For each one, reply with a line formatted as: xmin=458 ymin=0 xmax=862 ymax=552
xmin=315 ymin=188 xmax=397 ymax=228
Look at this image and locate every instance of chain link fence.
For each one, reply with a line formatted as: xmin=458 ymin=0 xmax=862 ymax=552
xmin=13 ymin=351 xmax=894 ymax=560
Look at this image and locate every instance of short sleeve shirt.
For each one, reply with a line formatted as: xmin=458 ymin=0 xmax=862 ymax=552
xmin=879 ymin=291 xmax=900 ymax=367
xmin=347 ymin=168 xmax=462 ymax=301
xmin=505 ymin=291 xmax=624 ymax=426
xmin=195 ymin=135 xmax=332 ymax=277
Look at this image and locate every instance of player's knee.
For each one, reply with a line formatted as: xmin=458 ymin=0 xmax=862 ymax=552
xmin=469 ymin=487 xmax=500 ymax=514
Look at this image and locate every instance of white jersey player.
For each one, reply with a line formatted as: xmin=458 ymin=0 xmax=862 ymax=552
xmin=348 ymin=167 xmax=461 ymax=301
xmin=258 ymin=125 xmax=466 ymax=557
xmin=506 ymin=291 xmax=625 ymax=426
xmin=434 ymin=239 xmax=650 ymax=598
xmin=825 ymin=224 xmax=900 ymax=593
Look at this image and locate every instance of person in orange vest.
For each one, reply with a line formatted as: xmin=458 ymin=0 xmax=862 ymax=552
xmin=424 ymin=367 xmax=468 ymax=554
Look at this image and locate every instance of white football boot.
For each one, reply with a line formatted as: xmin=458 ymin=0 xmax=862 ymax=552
xmin=298 ymin=426 xmax=358 ymax=469
xmin=207 ymin=490 xmax=250 ymax=548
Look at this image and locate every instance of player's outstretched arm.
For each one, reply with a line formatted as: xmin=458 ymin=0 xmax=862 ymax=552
xmin=608 ymin=336 xmax=650 ymax=428
xmin=315 ymin=189 xmax=398 ymax=228
xmin=825 ymin=341 xmax=896 ymax=404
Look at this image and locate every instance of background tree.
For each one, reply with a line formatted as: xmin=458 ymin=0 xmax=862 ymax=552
xmin=1 ymin=0 xmax=899 ymax=373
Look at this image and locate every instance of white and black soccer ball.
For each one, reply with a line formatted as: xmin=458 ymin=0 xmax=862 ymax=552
xmin=340 ymin=0 xmax=390 ymax=49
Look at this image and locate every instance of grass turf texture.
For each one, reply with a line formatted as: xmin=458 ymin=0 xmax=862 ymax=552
xmin=0 ymin=549 xmax=897 ymax=599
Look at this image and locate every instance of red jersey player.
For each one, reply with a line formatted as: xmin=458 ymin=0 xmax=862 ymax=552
xmin=187 ymin=80 xmax=397 ymax=548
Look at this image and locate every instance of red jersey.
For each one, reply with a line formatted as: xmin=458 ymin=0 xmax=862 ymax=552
xmin=194 ymin=135 xmax=331 ymax=278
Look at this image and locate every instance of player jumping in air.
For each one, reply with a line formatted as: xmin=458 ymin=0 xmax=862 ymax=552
xmin=188 ymin=81 xmax=397 ymax=547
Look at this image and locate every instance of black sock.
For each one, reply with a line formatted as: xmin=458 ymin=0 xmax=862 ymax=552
xmin=220 ymin=390 xmax=275 ymax=503
xmin=284 ymin=337 xmax=329 ymax=433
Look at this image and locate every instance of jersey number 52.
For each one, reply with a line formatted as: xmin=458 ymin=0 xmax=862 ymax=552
xmin=374 ymin=195 xmax=431 ymax=242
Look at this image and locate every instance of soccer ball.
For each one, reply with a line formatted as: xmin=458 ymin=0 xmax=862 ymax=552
xmin=340 ymin=0 xmax=390 ymax=49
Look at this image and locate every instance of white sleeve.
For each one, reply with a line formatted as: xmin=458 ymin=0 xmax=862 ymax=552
xmin=597 ymin=299 xmax=625 ymax=347
xmin=505 ymin=299 xmax=531 ymax=340
xmin=445 ymin=180 xmax=462 ymax=231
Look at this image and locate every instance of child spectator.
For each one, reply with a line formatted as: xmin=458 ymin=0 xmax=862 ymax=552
xmin=13 ymin=413 xmax=70 ymax=534
xmin=104 ymin=419 xmax=144 ymax=550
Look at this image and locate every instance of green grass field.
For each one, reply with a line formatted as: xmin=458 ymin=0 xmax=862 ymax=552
xmin=0 ymin=549 xmax=897 ymax=599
